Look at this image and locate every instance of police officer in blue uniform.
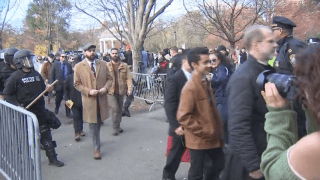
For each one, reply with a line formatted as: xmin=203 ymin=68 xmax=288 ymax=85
xmin=271 ymin=16 xmax=307 ymax=139
xmin=4 ymin=49 xmax=64 ymax=167
xmin=0 ymin=48 xmax=18 ymax=100
xmin=272 ymin=16 xmax=307 ymax=74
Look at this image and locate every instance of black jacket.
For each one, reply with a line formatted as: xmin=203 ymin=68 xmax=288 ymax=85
xmin=167 ymin=54 xmax=182 ymax=77
xmin=226 ymin=55 xmax=274 ymax=172
xmin=64 ymin=74 xmax=82 ymax=108
xmin=0 ymin=62 xmax=16 ymax=94
xmin=164 ymin=69 xmax=188 ymax=136
xmin=50 ymin=62 xmax=72 ymax=92
xmin=274 ymin=35 xmax=307 ymax=74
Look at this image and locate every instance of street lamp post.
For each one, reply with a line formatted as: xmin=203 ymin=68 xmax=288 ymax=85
xmin=120 ymin=30 xmax=123 ymax=50
xmin=174 ymin=31 xmax=177 ymax=46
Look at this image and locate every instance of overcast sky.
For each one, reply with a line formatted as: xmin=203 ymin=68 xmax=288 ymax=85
xmin=6 ymin=0 xmax=187 ymax=31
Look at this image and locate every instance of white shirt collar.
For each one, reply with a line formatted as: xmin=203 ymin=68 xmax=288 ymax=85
xmin=86 ymin=58 xmax=96 ymax=70
xmin=182 ymin=68 xmax=192 ymax=81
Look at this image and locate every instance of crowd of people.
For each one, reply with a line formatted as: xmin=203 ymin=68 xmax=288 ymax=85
xmin=1 ymin=15 xmax=320 ymax=180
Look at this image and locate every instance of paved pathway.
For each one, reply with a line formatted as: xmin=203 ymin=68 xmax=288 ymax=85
xmin=41 ymin=107 xmax=190 ymax=180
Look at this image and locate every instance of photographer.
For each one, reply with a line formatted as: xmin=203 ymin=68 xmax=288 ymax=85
xmin=260 ymin=44 xmax=320 ymax=179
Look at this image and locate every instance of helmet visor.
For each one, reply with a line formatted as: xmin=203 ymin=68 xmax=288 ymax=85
xmin=22 ymin=55 xmax=35 ymax=68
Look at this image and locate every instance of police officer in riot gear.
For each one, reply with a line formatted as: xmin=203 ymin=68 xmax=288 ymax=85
xmin=0 ymin=48 xmax=18 ymax=100
xmin=3 ymin=49 xmax=64 ymax=167
xmin=271 ymin=16 xmax=307 ymax=139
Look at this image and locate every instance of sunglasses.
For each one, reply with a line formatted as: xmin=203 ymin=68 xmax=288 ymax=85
xmin=61 ymin=56 xmax=66 ymax=58
xmin=211 ymin=59 xmax=217 ymax=63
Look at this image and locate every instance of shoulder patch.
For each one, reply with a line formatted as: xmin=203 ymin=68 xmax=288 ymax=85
xmin=289 ymin=54 xmax=296 ymax=66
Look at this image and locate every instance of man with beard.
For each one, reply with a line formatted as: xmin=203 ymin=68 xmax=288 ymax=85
xmin=107 ymin=48 xmax=133 ymax=136
xmin=74 ymin=44 xmax=113 ymax=159
xmin=223 ymin=25 xmax=277 ymax=180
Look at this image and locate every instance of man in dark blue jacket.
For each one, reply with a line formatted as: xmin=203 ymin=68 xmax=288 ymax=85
xmin=223 ymin=25 xmax=277 ymax=180
xmin=50 ymin=53 xmax=73 ymax=116
xmin=162 ymin=50 xmax=192 ymax=180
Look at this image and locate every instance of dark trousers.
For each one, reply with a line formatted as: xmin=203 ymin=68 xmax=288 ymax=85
xmin=217 ymin=103 xmax=229 ymax=144
xmin=163 ymin=135 xmax=187 ymax=179
xmin=71 ymin=105 xmax=83 ymax=133
xmin=123 ymin=93 xmax=134 ymax=110
xmin=293 ymin=99 xmax=307 ymax=139
xmin=55 ymin=90 xmax=70 ymax=115
xmin=189 ymin=148 xmax=225 ymax=180
xmin=222 ymin=150 xmax=265 ymax=180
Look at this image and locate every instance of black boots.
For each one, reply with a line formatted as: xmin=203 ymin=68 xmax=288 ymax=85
xmin=122 ymin=108 xmax=131 ymax=117
xmin=47 ymin=149 xmax=64 ymax=167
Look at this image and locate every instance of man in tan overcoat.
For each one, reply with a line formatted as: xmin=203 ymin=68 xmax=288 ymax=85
xmin=107 ymin=48 xmax=133 ymax=136
xmin=74 ymin=44 xmax=113 ymax=159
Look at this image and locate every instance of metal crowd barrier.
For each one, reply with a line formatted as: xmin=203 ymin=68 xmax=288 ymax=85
xmin=0 ymin=100 xmax=42 ymax=180
xmin=132 ymin=73 xmax=167 ymax=111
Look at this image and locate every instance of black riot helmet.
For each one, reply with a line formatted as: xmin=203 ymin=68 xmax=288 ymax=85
xmin=0 ymin=49 xmax=6 ymax=62
xmin=4 ymin=47 xmax=19 ymax=65
xmin=13 ymin=49 xmax=35 ymax=69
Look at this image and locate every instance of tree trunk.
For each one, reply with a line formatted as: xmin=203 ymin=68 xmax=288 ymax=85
xmin=0 ymin=36 xmax=3 ymax=50
xmin=132 ymin=42 xmax=143 ymax=73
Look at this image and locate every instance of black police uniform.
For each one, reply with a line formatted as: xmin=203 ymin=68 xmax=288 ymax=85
xmin=3 ymin=68 xmax=63 ymax=165
xmin=0 ymin=62 xmax=16 ymax=95
xmin=274 ymin=35 xmax=307 ymax=74
xmin=272 ymin=16 xmax=308 ymax=139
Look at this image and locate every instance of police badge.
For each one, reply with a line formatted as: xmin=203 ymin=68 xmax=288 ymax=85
xmin=289 ymin=54 xmax=296 ymax=66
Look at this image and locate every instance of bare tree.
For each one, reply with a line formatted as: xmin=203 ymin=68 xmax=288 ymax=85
xmin=183 ymin=0 xmax=265 ymax=52
xmin=0 ymin=0 xmax=19 ymax=50
xmin=75 ymin=0 xmax=173 ymax=72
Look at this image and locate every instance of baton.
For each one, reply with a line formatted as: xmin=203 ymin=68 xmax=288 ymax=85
xmin=26 ymin=80 xmax=58 ymax=109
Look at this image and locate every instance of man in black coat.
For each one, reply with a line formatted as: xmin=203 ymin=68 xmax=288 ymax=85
xmin=64 ymin=55 xmax=85 ymax=141
xmin=167 ymin=46 xmax=183 ymax=78
xmin=50 ymin=53 xmax=73 ymax=116
xmin=222 ymin=25 xmax=277 ymax=180
xmin=271 ymin=16 xmax=307 ymax=139
xmin=162 ymin=51 xmax=192 ymax=180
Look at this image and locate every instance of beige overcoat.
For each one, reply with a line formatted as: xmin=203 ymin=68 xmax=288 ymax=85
xmin=74 ymin=59 xmax=113 ymax=123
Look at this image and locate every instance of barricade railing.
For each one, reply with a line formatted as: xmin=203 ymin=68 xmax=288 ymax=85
xmin=132 ymin=73 xmax=167 ymax=111
xmin=0 ymin=100 xmax=42 ymax=180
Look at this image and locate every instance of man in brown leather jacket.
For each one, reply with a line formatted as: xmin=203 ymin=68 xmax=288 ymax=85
xmin=107 ymin=48 xmax=133 ymax=136
xmin=177 ymin=47 xmax=224 ymax=180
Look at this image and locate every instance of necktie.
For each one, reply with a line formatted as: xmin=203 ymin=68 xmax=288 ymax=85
xmin=91 ymin=62 xmax=96 ymax=77
xmin=62 ymin=63 xmax=66 ymax=80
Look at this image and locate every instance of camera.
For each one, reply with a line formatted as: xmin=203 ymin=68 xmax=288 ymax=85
xmin=256 ymin=70 xmax=297 ymax=101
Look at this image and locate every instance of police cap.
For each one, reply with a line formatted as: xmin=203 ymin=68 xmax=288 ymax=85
xmin=83 ymin=43 xmax=96 ymax=51
xmin=272 ymin=16 xmax=296 ymax=30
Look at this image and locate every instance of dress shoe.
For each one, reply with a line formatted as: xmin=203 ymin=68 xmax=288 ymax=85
xmin=123 ymin=109 xmax=131 ymax=117
xmin=118 ymin=128 xmax=124 ymax=133
xmin=74 ymin=133 xmax=80 ymax=142
xmin=66 ymin=113 xmax=73 ymax=118
xmin=54 ymin=109 xmax=59 ymax=114
xmin=79 ymin=131 xmax=85 ymax=136
xmin=162 ymin=178 xmax=176 ymax=180
xmin=112 ymin=131 xmax=119 ymax=136
xmin=93 ymin=150 xmax=101 ymax=160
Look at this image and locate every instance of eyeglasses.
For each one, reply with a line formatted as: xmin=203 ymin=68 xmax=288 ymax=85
xmin=211 ymin=59 xmax=217 ymax=63
xmin=271 ymin=27 xmax=281 ymax=32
